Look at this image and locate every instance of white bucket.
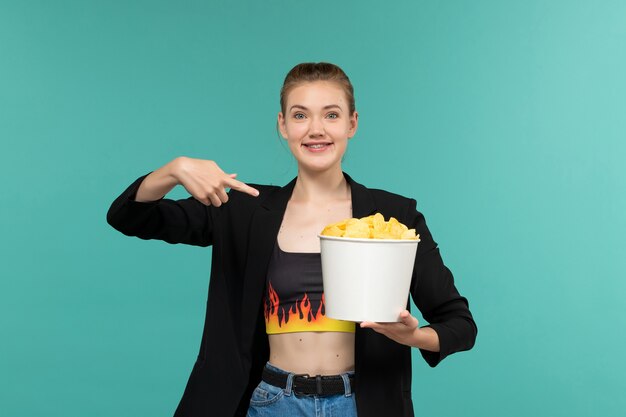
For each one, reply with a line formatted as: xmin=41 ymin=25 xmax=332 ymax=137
xmin=319 ymin=235 xmax=419 ymax=322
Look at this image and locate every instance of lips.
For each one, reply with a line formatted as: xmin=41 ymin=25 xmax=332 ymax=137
xmin=303 ymin=142 xmax=332 ymax=152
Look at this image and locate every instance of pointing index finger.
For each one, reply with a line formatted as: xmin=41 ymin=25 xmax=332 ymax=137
xmin=226 ymin=177 xmax=259 ymax=197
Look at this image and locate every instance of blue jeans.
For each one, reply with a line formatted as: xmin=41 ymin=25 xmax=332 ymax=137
xmin=246 ymin=362 xmax=358 ymax=417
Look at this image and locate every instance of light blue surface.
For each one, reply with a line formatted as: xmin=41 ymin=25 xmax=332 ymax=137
xmin=1 ymin=1 xmax=625 ymax=416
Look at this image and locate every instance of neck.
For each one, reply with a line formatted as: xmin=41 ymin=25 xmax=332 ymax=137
xmin=291 ymin=167 xmax=349 ymax=203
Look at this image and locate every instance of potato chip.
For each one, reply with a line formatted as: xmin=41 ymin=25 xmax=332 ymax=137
xmin=359 ymin=215 xmax=374 ymax=226
xmin=401 ymin=229 xmax=417 ymax=239
xmin=372 ymin=213 xmax=386 ymax=235
xmin=344 ymin=218 xmax=371 ymax=238
xmin=320 ymin=213 xmax=420 ymax=241
xmin=386 ymin=217 xmax=407 ymax=239
xmin=321 ymin=224 xmax=344 ymax=237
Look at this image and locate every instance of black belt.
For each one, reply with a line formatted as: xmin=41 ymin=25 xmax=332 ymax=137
xmin=262 ymin=365 xmax=354 ymax=396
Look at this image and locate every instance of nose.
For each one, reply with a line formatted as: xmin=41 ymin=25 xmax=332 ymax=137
xmin=308 ymin=116 xmax=325 ymax=137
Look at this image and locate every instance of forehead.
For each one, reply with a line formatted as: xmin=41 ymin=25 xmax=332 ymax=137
xmin=286 ymin=81 xmax=348 ymax=109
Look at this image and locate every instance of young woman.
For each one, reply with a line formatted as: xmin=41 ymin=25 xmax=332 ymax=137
xmin=107 ymin=62 xmax=477 ymax=417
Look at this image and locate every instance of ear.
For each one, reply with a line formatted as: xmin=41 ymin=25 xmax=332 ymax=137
xmin=348 ymin=111 xmax=359 ymax=139
xmin=277 ymin=112 xmax=288 ymax=139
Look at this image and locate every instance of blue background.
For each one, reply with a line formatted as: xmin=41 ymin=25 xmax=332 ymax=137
xmin=1 ymin=1 xmax=625 ymax=416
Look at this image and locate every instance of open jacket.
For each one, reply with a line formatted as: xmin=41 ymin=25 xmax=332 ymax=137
xmin=106 ymin=172 xmax=477 ymax=417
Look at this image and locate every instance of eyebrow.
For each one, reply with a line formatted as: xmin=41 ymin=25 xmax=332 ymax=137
xmin=289 ymin=104 xmax=342 ymax=112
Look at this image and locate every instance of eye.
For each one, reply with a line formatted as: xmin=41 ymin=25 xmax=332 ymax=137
xmin=326 ymin=112 xmax=339 ymax=119
xmin=293 ymin=113 xmax=306 ymax=120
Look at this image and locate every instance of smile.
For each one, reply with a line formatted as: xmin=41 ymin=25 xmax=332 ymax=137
xmin=303 ymin=142 xmax=332 ymax=152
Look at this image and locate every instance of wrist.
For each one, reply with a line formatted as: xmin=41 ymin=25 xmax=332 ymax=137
xmin=167 ymin=157 xmax=186 ymax=184
xmin=413 ymin=326 xmax=440 ymax=352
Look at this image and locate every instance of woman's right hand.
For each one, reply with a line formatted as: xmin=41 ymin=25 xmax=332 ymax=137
xmin=134 ymin=156 xmax=259 ymax=206
xmin=170 ymin=157 xmax=260 ymax=207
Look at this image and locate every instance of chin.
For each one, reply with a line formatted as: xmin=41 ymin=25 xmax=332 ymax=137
xmin=296 ymin=159 xmax=343 ymax=174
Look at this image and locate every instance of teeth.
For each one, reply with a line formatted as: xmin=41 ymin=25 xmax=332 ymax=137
xmin=308 ymin=144 xmax=327 ymax=149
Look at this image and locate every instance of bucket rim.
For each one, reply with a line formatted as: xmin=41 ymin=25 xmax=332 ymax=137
xmin=318 ymin=234 xmax=420 ymax=244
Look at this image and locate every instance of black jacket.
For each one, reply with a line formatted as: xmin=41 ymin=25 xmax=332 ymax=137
xmin=106 ymin=172 xmax=477 ymax=417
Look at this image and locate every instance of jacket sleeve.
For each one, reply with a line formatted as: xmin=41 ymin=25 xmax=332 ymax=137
xmin=406 ymin=198 xmax=477 ymax=367
xmin=106 ymin=173 xmax=216 ymax=247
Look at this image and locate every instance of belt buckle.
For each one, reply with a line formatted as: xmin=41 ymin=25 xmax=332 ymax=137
xmin=293 ymin=373 xmax=326 ymax=396
xmin=292 ymin=373 xmax=310 ymax=396
xmin=296 ymin=373 xmax=325 ymax=396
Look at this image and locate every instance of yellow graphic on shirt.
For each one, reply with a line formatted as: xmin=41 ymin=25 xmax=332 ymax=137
xmin=264 ymin=283 xmax=355 ymax=334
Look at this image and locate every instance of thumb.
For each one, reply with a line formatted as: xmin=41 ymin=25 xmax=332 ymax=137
xmin=399 ymin=310 xmax=419 ymax=328
xmin=228 ymin=173 xmax=238 ymax=179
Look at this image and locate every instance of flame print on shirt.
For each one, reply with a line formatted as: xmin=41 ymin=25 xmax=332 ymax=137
xmin=264 ymin=282 xmax=355 ymax=334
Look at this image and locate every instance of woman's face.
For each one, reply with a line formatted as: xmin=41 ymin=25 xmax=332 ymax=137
xmin=278 ymin=81 xmax=358 ymax=174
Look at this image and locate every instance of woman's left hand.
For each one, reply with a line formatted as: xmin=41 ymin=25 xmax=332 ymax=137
xmin=360 ymin=310 xmax=439 ymax=351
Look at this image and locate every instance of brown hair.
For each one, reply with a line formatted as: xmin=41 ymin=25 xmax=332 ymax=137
xmin=280 ymin=62 xmax=356 ymax=116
